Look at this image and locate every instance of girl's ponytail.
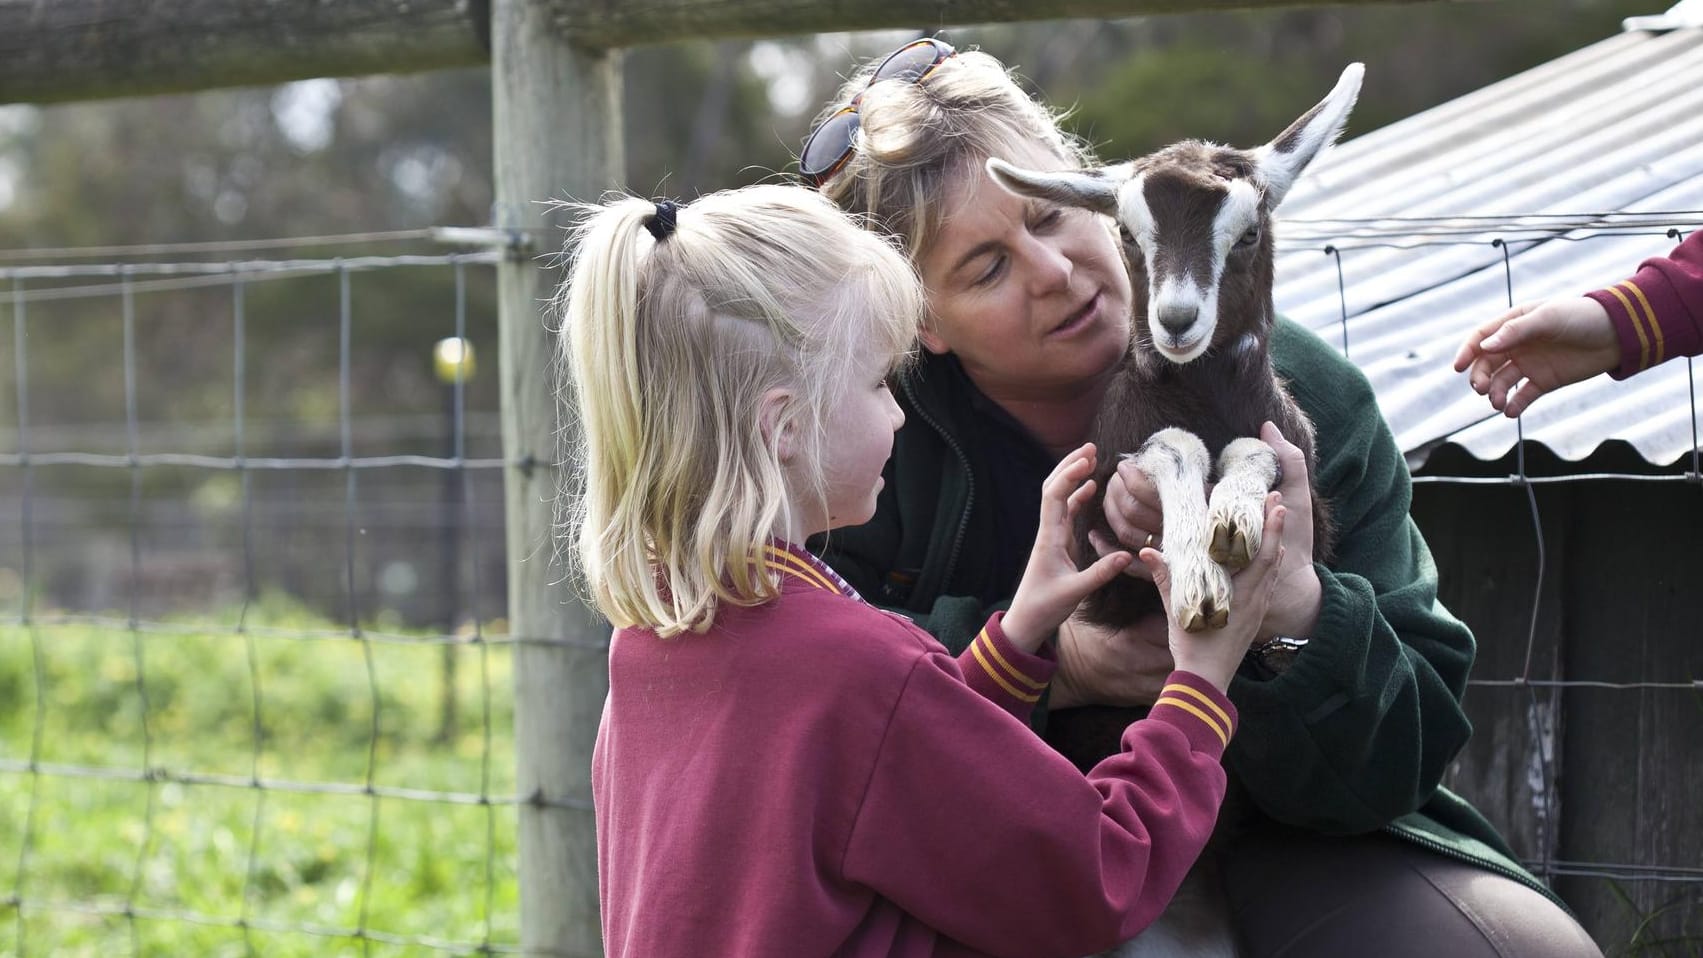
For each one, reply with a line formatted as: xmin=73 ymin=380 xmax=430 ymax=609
xmin=558 ymin=198 xmax=669 ymax=633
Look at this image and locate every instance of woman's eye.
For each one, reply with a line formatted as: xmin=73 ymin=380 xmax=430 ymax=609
xmin=972 ymin=255 xmax=1007 ymax=287
xmin=1236 ymin=225 xmax=1261 ymax=247
xmin=1033 ymin=208 xmax=1064 ymax=231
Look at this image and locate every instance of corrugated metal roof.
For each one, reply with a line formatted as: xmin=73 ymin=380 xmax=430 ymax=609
xmin=1272 ymin=23 xmax=1703 ymax=468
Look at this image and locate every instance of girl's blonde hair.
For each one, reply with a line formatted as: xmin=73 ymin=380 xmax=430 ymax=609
xmin=556 ymin=185 xmax=922 ymax=637
xmin=813 ymin=48 xmax=1095 ymax=258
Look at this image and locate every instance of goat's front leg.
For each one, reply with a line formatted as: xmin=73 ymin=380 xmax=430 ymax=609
xmin=1130 ymin=428 xmax=1229 ymax=633
xmin=1207 ymin=437 xmax=1280 ymax=570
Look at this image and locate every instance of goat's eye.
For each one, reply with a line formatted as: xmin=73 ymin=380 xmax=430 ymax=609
xmin=1118 ymin=224 xmax=1138 ymax=247
xmin=1236 ymin=225 xmax=1262 ymax=247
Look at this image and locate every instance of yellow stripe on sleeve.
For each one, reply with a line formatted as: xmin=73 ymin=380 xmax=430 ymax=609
xmin=970 ymin=637 xmax=1041 ymax=702
xmin=1621 ymin=280 xmax=1665 ymax=366
xmin=1606 ymin=284 xmax=1652 ymax=371
xmin=976 ymin=629 xmax=1047 ymax=692
xmin=1152 ymin=696 xmax=1229 ymax=748
xmin=1160 ymin=683 xmax=1232 ymax=735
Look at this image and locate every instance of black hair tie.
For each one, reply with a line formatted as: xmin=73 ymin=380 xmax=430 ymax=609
xmin=645 ymin=200 xmax=680 ymax=241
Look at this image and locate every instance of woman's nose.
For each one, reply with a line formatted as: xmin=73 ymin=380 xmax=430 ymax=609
xmin=1025 ymin=237 xmax=1074 ymax=296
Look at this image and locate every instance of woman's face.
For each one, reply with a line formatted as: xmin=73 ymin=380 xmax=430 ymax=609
xmin=915 ymin=145 xmax=1132 ymax=400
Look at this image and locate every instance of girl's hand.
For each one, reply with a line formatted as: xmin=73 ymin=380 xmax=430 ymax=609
xmin=1003 ymin=444 xmax=1134 ymax=652
xmin=1453 ymin=297 xmax=1619 ymax=418
xmin=1141 ymin=493 xmax=1286 ymax=692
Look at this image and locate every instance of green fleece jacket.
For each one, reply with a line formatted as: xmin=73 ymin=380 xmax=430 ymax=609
xmin=814 ymin=318 xmax=1558 ymax=905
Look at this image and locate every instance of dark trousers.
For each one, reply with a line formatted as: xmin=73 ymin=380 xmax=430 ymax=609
xmin=1219 ymin=827 xmax=1602 ymax=958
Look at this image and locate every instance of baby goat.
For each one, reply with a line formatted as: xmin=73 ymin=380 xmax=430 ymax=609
xmin=988 ymin=63 xmax=1360 ymax=641
xmin=987 ymin=64 xmax=1365 ymax=958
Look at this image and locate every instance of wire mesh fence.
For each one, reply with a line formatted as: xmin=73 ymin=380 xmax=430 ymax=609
xmin=0 ymin=217 xmax=1699 ymax=954
xmin=1277 ymin=212 xmax=1703 ymax=951
xmin=2 ymin=248 xmax=523 ymax=956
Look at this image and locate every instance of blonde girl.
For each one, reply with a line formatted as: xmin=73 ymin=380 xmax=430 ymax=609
xmin=558 ymin=184 xmax=1285 ymax=958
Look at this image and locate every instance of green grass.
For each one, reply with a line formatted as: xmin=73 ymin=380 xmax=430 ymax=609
xmin=0 ymin=595 xmax=520 ymax=957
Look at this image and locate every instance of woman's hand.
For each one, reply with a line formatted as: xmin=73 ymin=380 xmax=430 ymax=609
xmin=1256 ymin=422 xmax=1322 ymax=640
xmin=1050 ymin=613 xmax=1174 ymax=708
xmin=1142 ymin=493 xmax=1287 ymax=692
xmin=1095 ymin=458 xmax=1174 ymax=582
xmin=1003 ymin=444 xmax=1134 ymax=652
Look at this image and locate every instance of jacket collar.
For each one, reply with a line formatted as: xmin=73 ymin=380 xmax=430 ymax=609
xmin=763 ymin=540 xmax=864 ymax=602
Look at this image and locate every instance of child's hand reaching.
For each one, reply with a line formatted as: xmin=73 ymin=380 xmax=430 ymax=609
xmin=1141 ymin=493 xmax=1287 ymax=692
xmin=1002 ymin=444 xmax=1134 ymax=653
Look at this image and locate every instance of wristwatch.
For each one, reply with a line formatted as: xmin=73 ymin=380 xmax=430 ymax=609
xmin=1247 ymin=635 xmax=1308 ymax=677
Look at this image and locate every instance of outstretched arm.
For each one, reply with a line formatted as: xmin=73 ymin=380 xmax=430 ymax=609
xmin=1455 ymin=230 xmax=1703 ymax=416
xmin=1453 ymin=297 xmax=1619 ymax=417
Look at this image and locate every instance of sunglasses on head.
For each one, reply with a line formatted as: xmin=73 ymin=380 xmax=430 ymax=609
xmin=798 ymin=37 xmax=957 ymax=187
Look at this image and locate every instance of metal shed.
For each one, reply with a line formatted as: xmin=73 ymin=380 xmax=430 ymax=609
xmin=1275 ymin=8 xmax=1703 ymax=468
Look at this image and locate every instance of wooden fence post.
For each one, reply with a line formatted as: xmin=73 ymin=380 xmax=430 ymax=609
xmin=492 ymin=0 xmax=621 ymax=953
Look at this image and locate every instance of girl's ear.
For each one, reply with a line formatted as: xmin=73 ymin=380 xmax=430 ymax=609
xmin=917 ymin=327 xmax=952 ymax=355
xmin=757 ymin=387 xmax=800 ymax=463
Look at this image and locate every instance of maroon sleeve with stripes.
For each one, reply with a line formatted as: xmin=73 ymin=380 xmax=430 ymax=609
xmin=1586 ymin=230 xmax=1703 ymax=378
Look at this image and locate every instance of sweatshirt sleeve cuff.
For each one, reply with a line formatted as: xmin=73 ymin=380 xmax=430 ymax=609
xmin=1146 ymin=670 xmax=1238 ymax=757
xmin=959 ymin=611 xmax=1056 ymax=719
xmin=1587 ymin=281 xmax=1670 ymax=379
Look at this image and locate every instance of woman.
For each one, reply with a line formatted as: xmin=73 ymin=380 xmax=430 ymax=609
xmin=804 ymin=38 xmax=1601 ymax=957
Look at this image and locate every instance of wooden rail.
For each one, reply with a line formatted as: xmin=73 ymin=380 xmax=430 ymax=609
xmin=0 ymin=0 xmax=1462 ymax=105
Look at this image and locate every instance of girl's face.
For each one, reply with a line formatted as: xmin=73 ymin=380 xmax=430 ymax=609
xmin=811 ymin=346 xmax=906 ymax=534
xmin=915 ymin=145 xmax=1132 ymax=400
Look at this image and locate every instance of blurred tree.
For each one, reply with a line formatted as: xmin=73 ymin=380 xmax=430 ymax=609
xmin=959 ymin=0 xmax=1663 ymax=159
xmin=0 ymin=0 xmax=1671 ymax=620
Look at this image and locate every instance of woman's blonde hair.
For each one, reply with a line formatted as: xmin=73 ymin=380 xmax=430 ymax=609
xmin=813 ymin=48 xmax=1095 ymax=258
xmin=556 ymin=185 xmax=922 ymax=637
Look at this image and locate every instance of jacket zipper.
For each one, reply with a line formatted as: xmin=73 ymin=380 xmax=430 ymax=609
xmin=901 ymin=374 xmax=975 ymax=593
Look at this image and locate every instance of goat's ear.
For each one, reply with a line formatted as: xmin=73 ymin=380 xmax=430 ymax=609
xmin=1253 ymin=62 xmax=1363 ymax=209
xmin=985 ymin=157 xmax=1120 ymax=217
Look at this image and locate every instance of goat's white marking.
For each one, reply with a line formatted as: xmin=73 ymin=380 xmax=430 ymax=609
xmin=1210 ymin=179 xmax=1261 ymax=263
xmin=1128 ymin=429 xmax=1231 ymax=632
xmin=1116 ymin=172 xmax=1156 ymax=256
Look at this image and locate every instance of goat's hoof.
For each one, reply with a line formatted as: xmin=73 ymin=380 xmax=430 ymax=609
xmin=1207 ymin=494 xmax=1264 ymax=570
xmin=1208 ymin=524 xmax=1255 ymax=569
xmin=1178 ymin=601 xmax=1231 ymax=632
xmin=1173 ymin=558 xmax=1234 ymax=632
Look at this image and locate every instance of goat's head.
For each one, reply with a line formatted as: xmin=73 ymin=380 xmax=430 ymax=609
xmin=987 ymin=63 xmax=1363 ymax=366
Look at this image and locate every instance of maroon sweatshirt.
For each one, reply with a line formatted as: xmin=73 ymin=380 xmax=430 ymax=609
xmin=1585 ymin=229 xmax=1703 ymax=378
xmin=593 ymin=542 xmax=1237 ymax=958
